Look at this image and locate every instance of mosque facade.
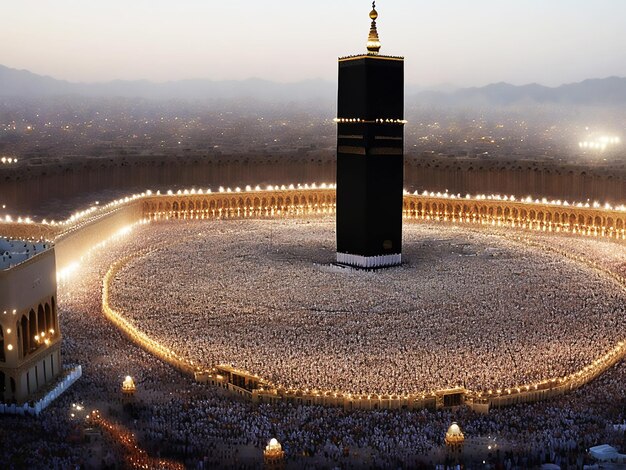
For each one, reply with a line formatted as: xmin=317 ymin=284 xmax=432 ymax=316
xmin=0 ymin=239 xmax=62 ymax=404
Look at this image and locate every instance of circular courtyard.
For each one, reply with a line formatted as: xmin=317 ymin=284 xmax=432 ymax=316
xmin=107 ymin=217 xmax=626 ymax=396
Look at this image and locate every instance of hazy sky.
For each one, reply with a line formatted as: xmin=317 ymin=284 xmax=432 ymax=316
xmin=1 ymin=0 xmax=625 ymax=87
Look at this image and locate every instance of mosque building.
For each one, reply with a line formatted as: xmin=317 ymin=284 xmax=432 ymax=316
xmin=0 ymin=238 xmax=62 ymax=404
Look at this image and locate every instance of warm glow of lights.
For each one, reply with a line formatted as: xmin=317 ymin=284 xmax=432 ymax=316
xmin=3 ymin=182 xmax=626 ymax=407
xmin=57 ymin=262 xmax=81 ymax=282
xmin=579 ymin=136 xmax=621 ymax=151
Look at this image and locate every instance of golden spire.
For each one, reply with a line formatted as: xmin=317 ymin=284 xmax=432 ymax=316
xmin=367 ymin=1 xmax=381 ymax=55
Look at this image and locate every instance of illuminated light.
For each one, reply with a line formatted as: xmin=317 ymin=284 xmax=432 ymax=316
xmin=57 ymin=261 xmax=81 ymax=282
xmin=7 ymin=344 xmax=13 ymax=351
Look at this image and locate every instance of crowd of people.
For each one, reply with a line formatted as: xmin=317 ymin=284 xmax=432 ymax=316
xmin=109 ymin=218 xmax=626 ymax=395
xmin=2 ymin=216 xmax=626 ymax=469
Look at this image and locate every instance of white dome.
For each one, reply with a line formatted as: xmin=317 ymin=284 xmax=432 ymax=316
xmin=266 ymin=438 xmax=282 ymax=452
xmin=448 ymin=423 xmax=462 ymax=436
xmin=445 ymin=422 xmax=465 ymax=446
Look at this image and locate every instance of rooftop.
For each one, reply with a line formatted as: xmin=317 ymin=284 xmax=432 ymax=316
xmin=0 ymin=238 xmax=50 ymax=270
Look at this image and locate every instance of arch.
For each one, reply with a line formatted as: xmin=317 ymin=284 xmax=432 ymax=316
xmin=37 ymin=304 xmax=45 ymax=338
xmin=45 ymin=303 xmax=52 ymax=336
xmin=51 ymin=296 xmax=57 ymax=334
xmin=29 ymin=309 xmax=37 ymax=353
xmin=0 ymin=325 xmax=4 ymax=363
xmin=20 ymin=314 xmax=29 ymax=357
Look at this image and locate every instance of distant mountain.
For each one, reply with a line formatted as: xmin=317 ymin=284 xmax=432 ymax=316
xmin=412 ymin=77 xmax=626 ymax=107
xmin=0 ymin=65 xmax=334 ymax=102
xmin=1 ymin=64 xmax=625 ymax=106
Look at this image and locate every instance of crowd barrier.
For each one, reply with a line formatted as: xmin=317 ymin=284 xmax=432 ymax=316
xmin=0 ymin=365 xmax=82 ymax=416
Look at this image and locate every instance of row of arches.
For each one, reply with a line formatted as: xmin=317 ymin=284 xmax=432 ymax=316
xmin=142 ymin=192 xmax=337 ymax=221
xmin=135 ymin=190 xmax=626 ymax=240
xmin=403 ymin=198 xmax=626 ymax=239
xmin=13 ymin=298 xmax=58 ymax=361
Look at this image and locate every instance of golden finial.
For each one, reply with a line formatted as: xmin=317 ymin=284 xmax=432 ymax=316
xmin=367 ymin=1 xmax=381 ymax=55
xmin=370 ymin=2 xmax=378 ymax=20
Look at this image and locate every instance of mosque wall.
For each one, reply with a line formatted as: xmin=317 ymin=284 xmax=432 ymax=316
xmin=3 ymin=185 xmax=625 ymax=275
xmin=53 ymin=203 xmax=144 ymax=273
xmin=1 ymin=156 xmax=625 ymax=216
xmin=404 ymin=157 xmax=626 ymax=204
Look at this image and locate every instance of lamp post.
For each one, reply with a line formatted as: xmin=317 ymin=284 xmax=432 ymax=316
xmin=263 ymin=438 xmax=285 ymax=469
xmin=122 ymin=375 xmax=136 ymax=397
xmin=445 ymin=422 xmax=465 ymax=465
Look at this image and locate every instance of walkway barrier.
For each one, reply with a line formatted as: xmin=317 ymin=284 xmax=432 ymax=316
xmin=0 ymin=365 xmax=82 ymax=416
